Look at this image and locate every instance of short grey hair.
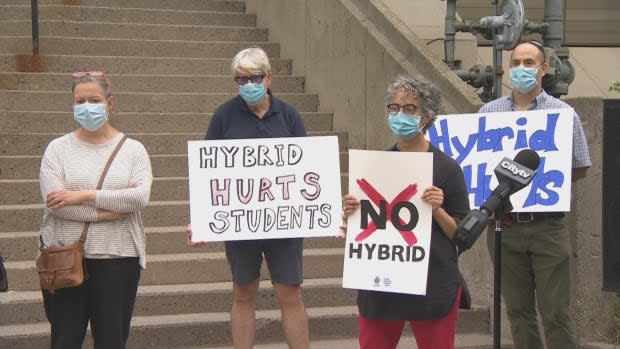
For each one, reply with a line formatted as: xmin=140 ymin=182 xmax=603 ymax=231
xmin=385 ymin=74 xmax=441 ymax=133
xmin=231 ymin=46 xmax=271 ymax=76
xmin=72 ymin=76 xmax=112 ymax=99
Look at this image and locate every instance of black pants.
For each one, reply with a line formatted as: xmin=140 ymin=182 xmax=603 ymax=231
xmin=42 ymin=257 xmax=141 ymax=349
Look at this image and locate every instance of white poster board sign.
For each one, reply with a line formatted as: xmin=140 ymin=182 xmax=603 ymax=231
xmin=188 ymin=136 xmax=342 ymax=242
xmin=427 ymin=108 xmax=574 ymax=212
xmin=342 ymin=150 xmax=433 ymax=295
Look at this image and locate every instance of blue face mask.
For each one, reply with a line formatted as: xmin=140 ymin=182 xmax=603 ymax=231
xmin=388 ymin=112 xmax=422 ymax=139
xmin=510 ymin=65 xmax=539 ymax=94
xmin=73 ymin=102 xmax=108 ymax=131
xmin=239 ymin=82 xmax=266 ymax=105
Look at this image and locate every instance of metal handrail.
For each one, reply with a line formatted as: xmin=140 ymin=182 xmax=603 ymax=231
xmin=31 ymin=0 xmax=39 ymax=54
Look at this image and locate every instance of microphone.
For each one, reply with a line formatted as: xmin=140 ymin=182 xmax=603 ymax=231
xmin=480 ymin=149 xmax=540 ymax=215
xmin=453 ymin=149 xmax=540 ymax=252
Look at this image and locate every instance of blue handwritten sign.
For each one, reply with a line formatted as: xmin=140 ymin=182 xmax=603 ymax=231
xmin=426 ymin=109 xmax=574 ymax=212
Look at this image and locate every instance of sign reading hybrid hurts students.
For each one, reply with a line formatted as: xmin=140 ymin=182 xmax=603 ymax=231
xmin=427 ymin=108 xmax=574 ymax=212
xmin=343 ymin=150 xmax=433 ymax=295
xmin=187 ymin=136 xmax=342 ymax=242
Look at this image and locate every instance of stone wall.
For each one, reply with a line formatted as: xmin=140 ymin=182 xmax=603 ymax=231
xmin=566 ymin=97 xmax=615 ymax=341
xmin=245 ymin=0 xmax=481 ymax=151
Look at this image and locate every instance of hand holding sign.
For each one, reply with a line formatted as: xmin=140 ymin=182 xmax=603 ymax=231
xmin=421 ymin=186 xmax=444 ymax=213
xmin=341 ymin=194 xmax=360 ymax=236
xmin=186 ymin=224 xmax=207 ymax=248
xmin=343 ymin=194 xmax=360 ymax=218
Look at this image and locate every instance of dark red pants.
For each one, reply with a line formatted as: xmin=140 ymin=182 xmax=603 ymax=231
xmin=358 ymin=286 xmax=463 ymax=349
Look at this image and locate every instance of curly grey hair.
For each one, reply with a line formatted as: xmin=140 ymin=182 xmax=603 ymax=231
xmin=385 ymin=74 xmax=441 ymax=133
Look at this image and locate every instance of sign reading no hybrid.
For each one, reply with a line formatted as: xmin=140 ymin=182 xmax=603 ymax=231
xmin=343 ymin=150 xmax=433 ymax=295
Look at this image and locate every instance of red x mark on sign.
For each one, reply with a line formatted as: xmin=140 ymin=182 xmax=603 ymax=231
xmin=355 ymin=178 xmax=418 ymax=246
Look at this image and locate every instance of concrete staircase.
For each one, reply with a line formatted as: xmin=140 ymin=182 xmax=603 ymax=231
xmin=0 ymin=1 xmax=492 ymax=348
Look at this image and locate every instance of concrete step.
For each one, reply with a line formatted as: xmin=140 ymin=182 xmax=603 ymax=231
xmin=4 ymin=0 xmax=246 ymax=13
xmin=203 ymin=333 xmax=512 ymax=349
xmin=0 ymin=306 xmax=354 ymax=349
xmin=1 ymin=110 xmax=330 ymax=134
xmin=0 ymin=20 xmax=268 ymax=42
xmin=0 ymin=176 xmax=349 ymax=232
xmin=4 ymin=248 xmax=345 ymax=291
xmin=0 ymin=5 xmax=255 ymax=26
xmin=0 ymin=278 xmax=356 ymax=326
xmin=0 ymin=54 xmax=293 ymax=75
xmin=0 ymin=131 xmax=346 ymax=156
xmin=0 ymin=91 xmax=316 ymax=113
xmin=0 ymin=36 xmax=279 ymax=59
xmin=0 ymin=227 xmax=348 ymax=262
xmin=0 ymin=201 xmax=183 ymax=232
xmin=0 ymin=305 xmax=490 ymax=349
xmin=0 ymin=111 xmax=330 ymax=134
xmin=0 ymin=172 xmax=350 ymax=205
xmin=0 ymin=151 xmax=348 ymax=179
xmin=0 ymin=72 xmax=304 ymax=93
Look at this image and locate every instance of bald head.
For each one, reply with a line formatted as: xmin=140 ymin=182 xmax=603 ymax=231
xmin=510 ymin=41 xmax=546 ymax=67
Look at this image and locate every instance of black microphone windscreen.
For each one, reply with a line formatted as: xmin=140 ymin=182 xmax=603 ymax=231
xmin=514 ymin=149 xmax=540 ymax=171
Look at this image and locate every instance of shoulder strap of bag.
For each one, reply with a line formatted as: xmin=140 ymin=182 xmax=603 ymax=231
xmin=77 ymin=134 xmax=128 ymax=245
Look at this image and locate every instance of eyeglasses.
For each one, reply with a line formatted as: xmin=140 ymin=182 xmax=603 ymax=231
xmin=387 ymin=103 xmax=418 ymax=116
xmin=72 ymin=71 xmax=107 ymax=79
xmin=234 ymin=74 xmax=265 ymax=86
xmin=72 ymin=71 xmax=111 ymax=85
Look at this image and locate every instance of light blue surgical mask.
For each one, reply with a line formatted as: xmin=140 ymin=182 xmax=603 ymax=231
xmin=388 ymin=112 xmax=421 ymax=139
xmin=73 ymin=102 xmax=108 ymax=131
xmin=239 ymin=82 xmax=266 ymax=105
xmin=510 ymin=65 xmax=539 ymax=94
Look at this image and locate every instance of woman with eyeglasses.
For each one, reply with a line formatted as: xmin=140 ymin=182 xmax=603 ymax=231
xmin=342 ymin=74 xmax=471 ymax=349
xmin=185 ymin=46 xmax=309 ymax=348
xmin=38 ymin=71 xmax=152 ymax=349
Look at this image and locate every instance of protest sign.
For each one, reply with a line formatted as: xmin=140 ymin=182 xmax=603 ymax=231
xmin=343 ymin=150 xmax=433 ymax=295
xmin=188 ymin=136 xmax=342 ymax=242
xmin=427 ymin=109 xmax=574 ymax=212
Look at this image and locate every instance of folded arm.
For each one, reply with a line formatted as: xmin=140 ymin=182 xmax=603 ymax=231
xmin=93 ymin=146 xmax=153 ymax=212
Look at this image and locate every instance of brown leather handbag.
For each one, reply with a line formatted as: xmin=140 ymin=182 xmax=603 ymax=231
xmin=37 ymin=135 xmax=127 ymax=293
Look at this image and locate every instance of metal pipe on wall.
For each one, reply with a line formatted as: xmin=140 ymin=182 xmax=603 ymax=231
xmin=492 ymin=0 xmax=502 ymax=99
xmin=542 ymin=0 xmax=574 ymax=97
xmin=543 ymin=0 xmax=563 ymax=49
xmin=31 ymin=0 xmax=39 ymax=55
xmin=445 ymin=0 xmax=457 ymax=69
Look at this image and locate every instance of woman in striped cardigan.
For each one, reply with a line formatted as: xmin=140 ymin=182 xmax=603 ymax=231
xmin=38 ymin=72 xmax=153 ymax=349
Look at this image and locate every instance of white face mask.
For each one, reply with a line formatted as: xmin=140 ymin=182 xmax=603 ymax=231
xmin=73 ymin=102 xmax=108 ymax=130
xmin=239 ymin=83 xmax=267 ymax=105
xmin=388 ymin=112 xmax=422 ymax=139
xmin=510 ymin=65 xmax=539 ymax=94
